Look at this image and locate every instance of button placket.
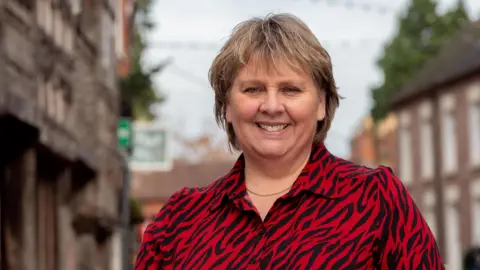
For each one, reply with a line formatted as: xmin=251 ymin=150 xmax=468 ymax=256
xmin=258 ymin=224 xmax=265 ymax=234
xmin=249 ymin=223 xmax=267 ymax=265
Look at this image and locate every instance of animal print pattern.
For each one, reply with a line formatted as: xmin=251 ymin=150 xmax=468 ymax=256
xmin=135 ymin=144 xmax=444 ymax=269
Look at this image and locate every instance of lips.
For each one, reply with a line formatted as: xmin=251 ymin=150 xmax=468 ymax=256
xmin=257 ymin=123 xmax=289 ymax=132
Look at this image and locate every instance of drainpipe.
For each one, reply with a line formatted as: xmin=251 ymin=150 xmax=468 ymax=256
xmin=432 ymin=96 xmax=446 ymax=259
xmin=120 ymin=152 xmax=131 ymax=270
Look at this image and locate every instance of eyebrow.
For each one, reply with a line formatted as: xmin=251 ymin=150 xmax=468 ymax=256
xmin=235 ymin=79 xmax=263 ymax=89
xmin=236 ymin=79 xmax=307 ymax=89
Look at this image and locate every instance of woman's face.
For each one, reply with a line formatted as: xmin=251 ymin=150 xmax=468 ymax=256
xmin=227 ymin=58 xmax=325 ymax=159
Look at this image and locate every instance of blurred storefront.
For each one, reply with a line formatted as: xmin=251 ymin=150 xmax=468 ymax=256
xmin=0 ymin=0 xmax=124 ymax=269
xmin=128 ymin=121 xmax=236 ymax=262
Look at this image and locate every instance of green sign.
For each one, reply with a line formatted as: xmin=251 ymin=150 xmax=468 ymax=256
xmin=117 ymin=118 xmax=132 ymax=148
xmin=130 ymin=123 xmax=171 ymax=171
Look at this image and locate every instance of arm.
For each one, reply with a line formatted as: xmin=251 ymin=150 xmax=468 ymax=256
xmin=376 ymin=167 xmax=444 ymax=269
xmin=134 ymin=189 xmax=183 ymax=269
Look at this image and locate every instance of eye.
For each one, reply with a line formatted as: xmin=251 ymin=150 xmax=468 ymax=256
xmin=282 ymin=86 xmax=301 ymax=93
xmin=244 ymin=87 xmax=262 ymax=93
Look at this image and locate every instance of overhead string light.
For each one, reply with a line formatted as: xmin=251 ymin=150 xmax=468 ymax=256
xmin=146 ymin=26 xmax=479 ymax=52
xmin=308 ymin=0 xmax=396 ymax=15
xmin=147 ymin=36 xmax=387 ymax=51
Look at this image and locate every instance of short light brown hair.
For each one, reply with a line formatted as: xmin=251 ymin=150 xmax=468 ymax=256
xmin=209 ymin=13 xmax=340 ymax=151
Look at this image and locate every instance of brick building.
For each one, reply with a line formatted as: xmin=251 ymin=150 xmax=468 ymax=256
xmin=131 ymin=160 xmax=234 ymax=242
xmin=350 ymin=115 xmax=376 ymax=167
xmin=116 ymin=0 xmax=135 ymax=79
xmin=0 ymin=0 xmax=123 ymax=269
xmin=132 ymin=161 xmax=234 ymax=218
xmin=349 ymin=112 xmax=398 ymax=172
xmin=391 ymin=20 xmax=480 ymax=269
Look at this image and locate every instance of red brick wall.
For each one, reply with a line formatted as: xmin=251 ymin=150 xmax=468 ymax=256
xmin=350 ymin=114 xmax=398 ymax=171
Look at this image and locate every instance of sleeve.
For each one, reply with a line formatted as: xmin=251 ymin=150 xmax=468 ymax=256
xmin=376 ymin=167 xmax=445 ymax=269
xmin=134 ymin=189 xmax=185 ymax=270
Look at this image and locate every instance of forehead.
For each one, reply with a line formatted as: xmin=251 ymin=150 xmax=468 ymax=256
xmin=234 ymin=56 xmax=312 ymax=85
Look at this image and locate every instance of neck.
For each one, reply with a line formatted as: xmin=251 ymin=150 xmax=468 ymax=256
xmin=243 ymin=145 xmax=312 ymax=191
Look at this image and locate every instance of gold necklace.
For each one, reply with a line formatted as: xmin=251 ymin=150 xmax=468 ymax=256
xmin=246 ymin=185 xmax=293 ymax=197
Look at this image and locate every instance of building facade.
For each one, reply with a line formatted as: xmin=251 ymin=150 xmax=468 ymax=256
xmin=0 ymin=0 xmax=123 ymax=269
xmin=116 ymin=0 xmax=134 ymax=79
xmin=349 ymin=112 xmax=398 ymax=173
xmin=350 ymin=115 xmax=377 ymax=167
xmin=132 ymin=160 xmax=234 ymax=239
xmin=391 ymin=20 xmax=480 ymax=269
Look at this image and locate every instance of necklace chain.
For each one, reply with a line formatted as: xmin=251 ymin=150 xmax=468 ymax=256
xmin=246 ymin=185 xmax=293 ymax=197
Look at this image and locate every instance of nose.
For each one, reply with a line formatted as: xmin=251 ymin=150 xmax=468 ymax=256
xmin=259 ymin=89 xmax=285 ymax=115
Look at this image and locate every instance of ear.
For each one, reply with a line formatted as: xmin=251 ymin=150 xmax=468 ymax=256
xmin=316 ymin=91 xmax=326 ymax=121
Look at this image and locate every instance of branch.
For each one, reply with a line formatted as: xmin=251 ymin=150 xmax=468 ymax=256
xmin=148 ymin=57 xmax=174 ymax=75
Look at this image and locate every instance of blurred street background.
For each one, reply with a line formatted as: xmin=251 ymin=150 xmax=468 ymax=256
xmin=1 ymin=0 xmax=480 ymax=269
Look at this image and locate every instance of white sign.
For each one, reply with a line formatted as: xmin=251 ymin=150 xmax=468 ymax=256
xmin=130 ymin=122 xmax=172 ymax=171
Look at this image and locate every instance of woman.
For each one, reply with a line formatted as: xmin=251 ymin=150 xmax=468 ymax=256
xmin=135 ymin=13 xmax=443 ymax=269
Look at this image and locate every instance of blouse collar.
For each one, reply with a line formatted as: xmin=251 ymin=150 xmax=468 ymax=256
xmin=210 ymin=144 xmax=348 ymax=211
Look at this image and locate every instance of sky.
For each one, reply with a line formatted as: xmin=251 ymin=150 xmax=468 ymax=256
xmin=143 ymin=0 xmax=480 ymax=159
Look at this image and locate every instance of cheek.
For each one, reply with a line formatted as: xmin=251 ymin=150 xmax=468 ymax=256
xmin=286 ymin=101 xmax=322 ymax=124
xmin=230 ymin=97 xmax=259 ymax=122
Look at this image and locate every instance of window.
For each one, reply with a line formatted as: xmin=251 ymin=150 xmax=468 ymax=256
xmin=379 ymin=140 xmax=390 ymax=166
xmin=422 ymin=189 xmax=437 ymax=238
xmin=46 ymin=79 xmax=56 ymax=118
xmin=40 ymin=77 xmax=71 ymax=124
xmin=53 ymin=8 xmax=63 ymax=47
xmin=472 ymin=199 xmax=480 ymax=245
xmin=37 ymin=76 xmax=47 ymax=110
xmin=101 ymin=12 xmax=114 ymax=68
xmin=399 ymin=110 xmax=413 ymax=184
xmin=45 ymin=1 xmax=53 ymax=36
xmin=69 ymin=0 xmax=82 ymax=15
xmin=424 ymin=210 xmax=437 ymax=238
xmin=445 ymin=204 xmax=461 ymax=269
xmin=98 ymin=100 xmax=108 ymax=145
xmin=79 ymin=0 xmax=98 ymax=46
xmin=110 ymin=0 xmax=116 ymax=10
xmin=467 ymin=85 xmax=480 ymax=167
xmin=471 ymin=180 xmax=480 ymax=246
xmin=444 ymin=185 xmax=461 ymax=269
xmin=111 ymin=230 xmax=122 ymax=270
xmin=55 ymin=81 xmax=65 ymax=124
xmin=419 ymin=100 xmax=434 ymax=180
xmin=36 ymin=0 xmax=48 ymax=30
xmin=36 ymin=177 xmax=58 ymax=270
xmin=63 ymin=24 xmax=73 ymax=54
xmin=37 ymin=0 xmax=73 ymax=54
xmin=440 ymin=93 xmax=458 ymax=175
xmin=115 ymin=0 xmax=126 ymax=58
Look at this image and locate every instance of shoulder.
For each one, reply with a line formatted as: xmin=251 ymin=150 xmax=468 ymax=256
xmin=328 ymin=157 xmax=403 ymax=197
xmin=331 ymin=158 xmax=411 ymax=209
xmin=145 ymin=175 xmax=230 ymax=242
xmin=328 ymin=155 xmax=394 ymax=180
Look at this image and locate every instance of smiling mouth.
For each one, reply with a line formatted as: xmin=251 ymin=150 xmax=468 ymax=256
xmin=257 ymin=123 xmax=289 ymax=132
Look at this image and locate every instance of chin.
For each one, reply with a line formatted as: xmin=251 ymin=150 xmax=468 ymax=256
xmin=252 ymin=142 xmax=290 ymax=158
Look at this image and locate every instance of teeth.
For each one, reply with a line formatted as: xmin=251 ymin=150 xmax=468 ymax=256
xmin=259 ymin=124 xmax=287 ymax=132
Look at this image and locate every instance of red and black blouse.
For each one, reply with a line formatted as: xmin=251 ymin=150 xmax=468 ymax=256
xmin=135 ymin=144 xmax=444 ymax=269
